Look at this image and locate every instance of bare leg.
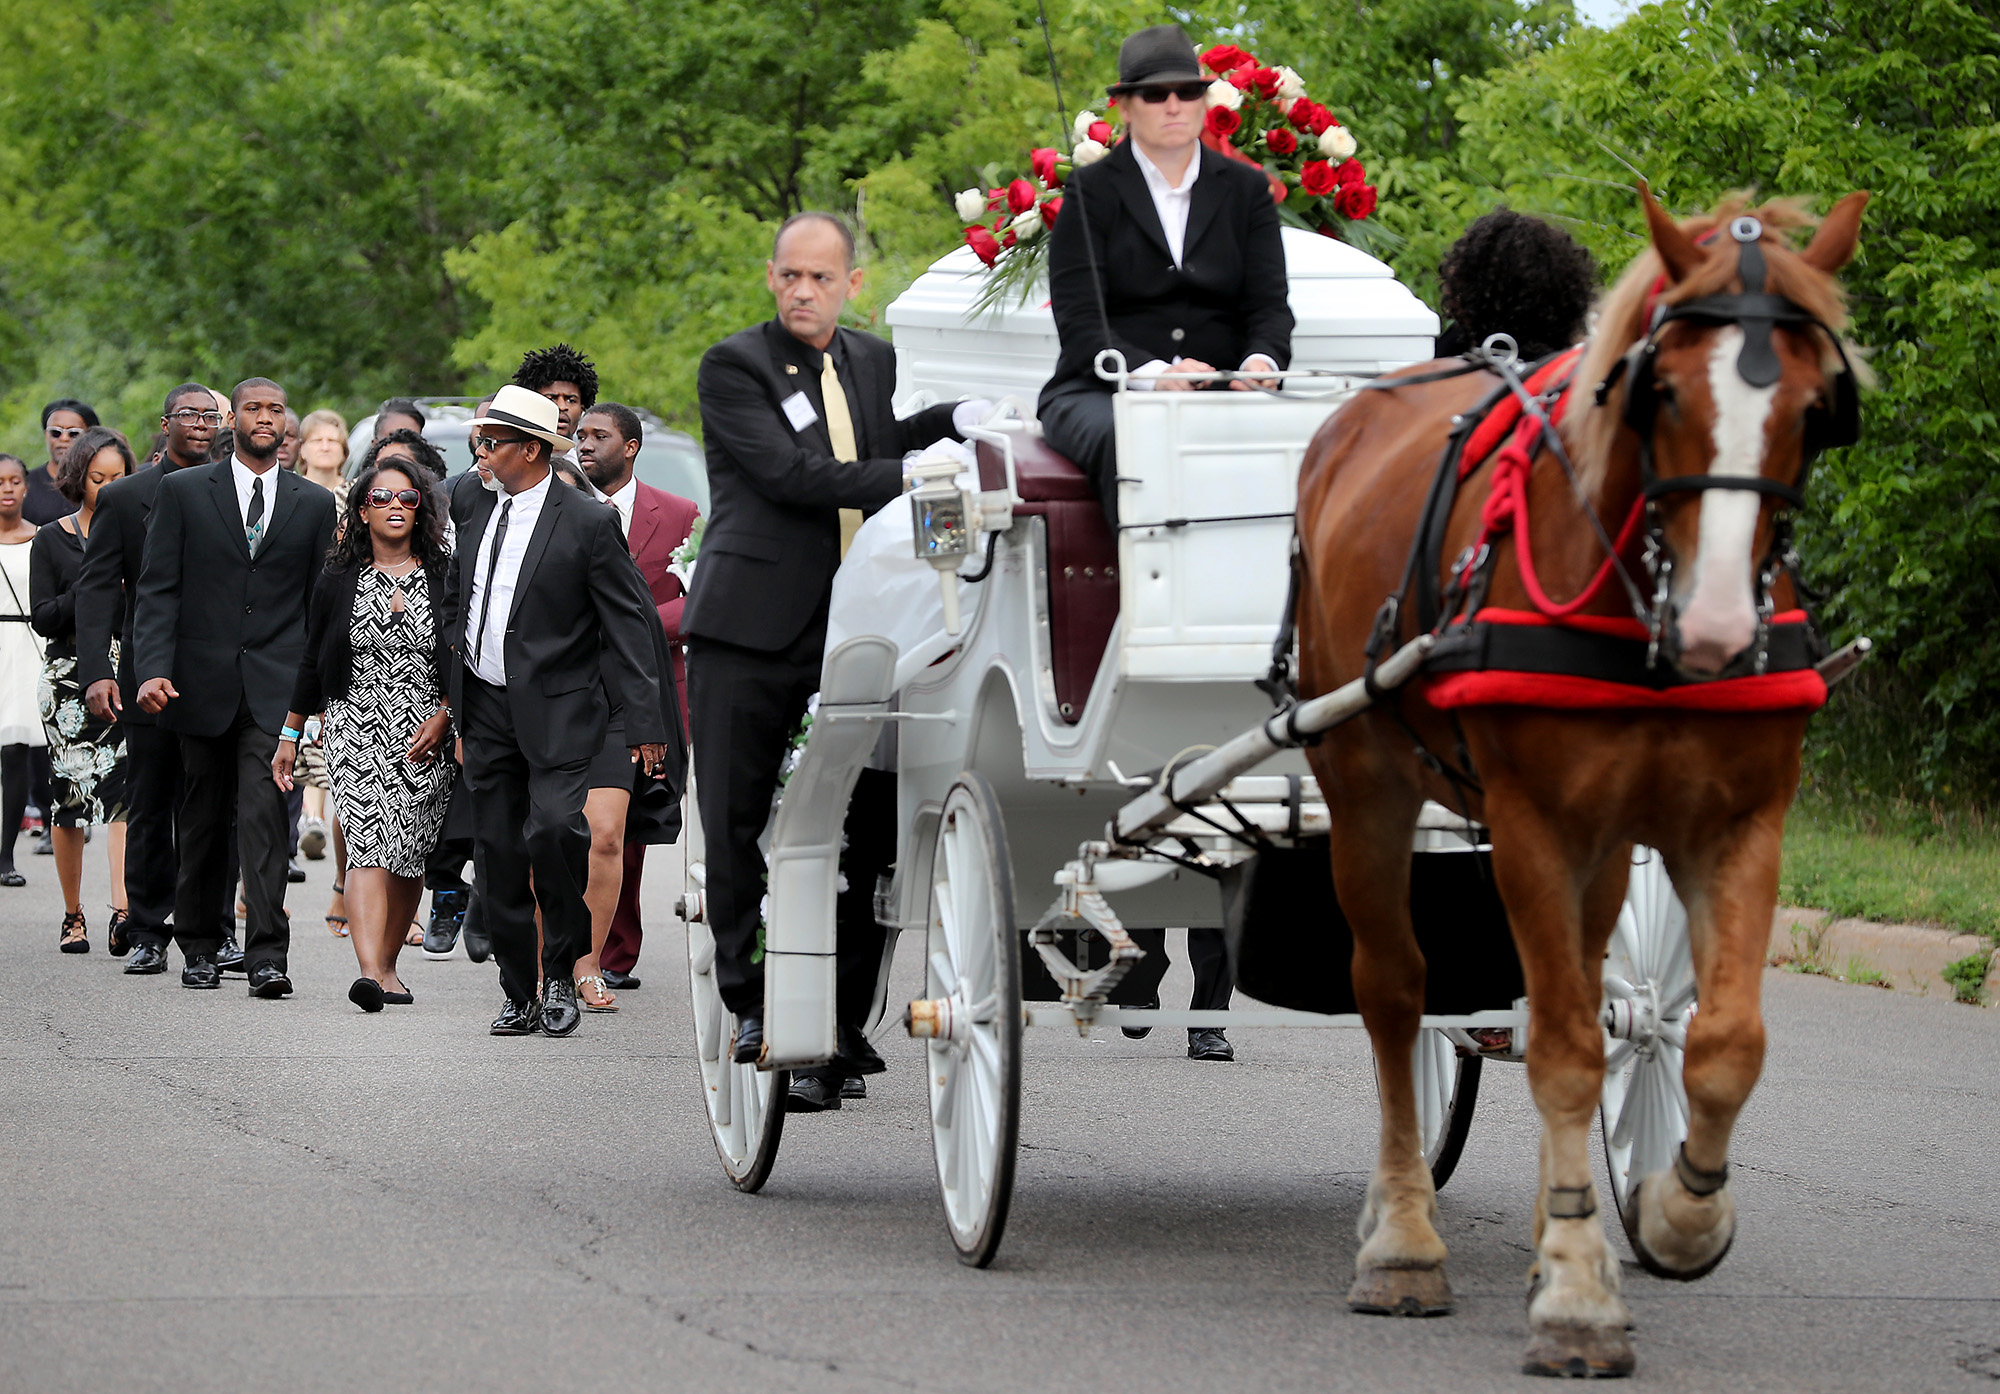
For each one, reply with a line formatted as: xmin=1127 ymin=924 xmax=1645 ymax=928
xmin=303 ymin=784 xmax=326 ymax=824
xmin=326 ymin=810 xmax=348 ymax=932
xmin=345 ymin=866 xmax=392 ymax=982
xmin=52 ymin=826 xmax=84 ymax=914
xmin=379 ymin=872 xmax=425 ymax=993
xmin=106 ymin=821 xmax=127 ymax=910
xmin=572 ymin=786 xmax=629 ymax=1002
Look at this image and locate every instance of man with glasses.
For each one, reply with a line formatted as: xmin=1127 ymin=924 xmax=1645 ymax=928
xmin=1037 ymin=23 xmax=1294 ymax=532
xmin=78 ymin=384 xmax=245 ymax=975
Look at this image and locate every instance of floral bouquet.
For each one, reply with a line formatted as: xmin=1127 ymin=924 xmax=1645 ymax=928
xmin=952 ymin=46 xmax=1381 ymax=311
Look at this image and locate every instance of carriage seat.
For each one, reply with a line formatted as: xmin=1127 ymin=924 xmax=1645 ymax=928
xmin=975 ymin=436 xmax=1117 ymax=724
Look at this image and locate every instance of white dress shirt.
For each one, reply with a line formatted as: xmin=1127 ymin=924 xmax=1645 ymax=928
xmin=1125 ymin=143 xmax=1279 ymax=391
xmin=463 ymin=470 xmax=553 ymax=686
xmin=231 ymin=455 xmax=283 ymax=548
xmin=601 ymin=474 xmax=638 ymax=537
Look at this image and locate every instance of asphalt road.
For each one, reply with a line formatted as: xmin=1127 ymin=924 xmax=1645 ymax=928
xmin=3 ymin=842 xmax=1997 ymax=1393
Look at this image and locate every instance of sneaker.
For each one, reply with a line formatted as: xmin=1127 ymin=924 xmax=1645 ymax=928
xmin=299 ymin=818 xmax=327 ymax=860
xmin=423 ymin=889 xmax=468 ymax=958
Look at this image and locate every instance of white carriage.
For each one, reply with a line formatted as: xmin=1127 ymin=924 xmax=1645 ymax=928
xmin=679 ymin=230 xmax=1695 ymax=1263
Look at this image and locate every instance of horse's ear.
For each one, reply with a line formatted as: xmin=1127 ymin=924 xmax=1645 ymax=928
xmin=1638 ymin=181 xmax=1704 ymax=283
xmin=1799 ymin=191 xmax=1870 ymax=274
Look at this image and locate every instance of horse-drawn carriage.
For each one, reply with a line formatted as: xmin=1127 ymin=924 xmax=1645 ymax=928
xmin=675 ymin=226 xmax=1697 ymax=1269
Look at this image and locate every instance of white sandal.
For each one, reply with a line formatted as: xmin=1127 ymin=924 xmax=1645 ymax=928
xmin=575 ymin=975 xmax=619 ymax=1012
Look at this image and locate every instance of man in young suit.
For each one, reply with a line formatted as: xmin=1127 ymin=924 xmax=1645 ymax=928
xmin=1037 ymin=23 xmax=1295 ymax=532
xmin=132 ymin=378 xmax=339 ymax=995
xmin=444 ymin=385 xmax=671 ymax=1038
xmin=78 ymin=383 xmax=245 ymax=976
xmin=688 ymin=211 xmax=987 ymax=1111
xmin=574 ymin=401 xmax=700 ymax=995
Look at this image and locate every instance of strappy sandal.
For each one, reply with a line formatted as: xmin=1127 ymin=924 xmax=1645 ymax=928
xmin=403 ymin=919 xmax=424 ymax=947
xmin=106 ymin=907 xmax=131 ymax=957
xmin=326 ymin=882 xmax=349 ymax=937
xmin=58 ymin=910 xmax=89 ymax=954
xmin=575 ymin=975 xmax=619 ymax=1012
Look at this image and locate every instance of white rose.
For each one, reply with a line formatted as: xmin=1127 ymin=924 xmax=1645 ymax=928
xmin=1073 ymin=109 xmax=1099 ymax=143
xmin=1319 ymin=125 xmax=1357 ymax=160
xmin=1072 ymin=138 xmax=1109 ymax=167
xmin=954 ymin=187 xmax=987 ymax=223
xmin=1206 ymin=79 xmax=1242 ymax=111
xmin=1010 ymin=206 xmax=1045 ymax=241
xmin=1275 ymin=66 xmax=1306 ymax=100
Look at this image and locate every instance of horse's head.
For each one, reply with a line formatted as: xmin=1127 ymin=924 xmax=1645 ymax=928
xmin=1584 ymin=185 xmax=1868 ymax=678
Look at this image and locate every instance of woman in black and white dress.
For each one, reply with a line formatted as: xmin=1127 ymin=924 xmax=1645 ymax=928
xmin=274 ymin=461 xmax=452 ymax=1012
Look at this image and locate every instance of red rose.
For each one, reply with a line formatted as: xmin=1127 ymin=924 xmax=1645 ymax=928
xmin=1006 ymin=178 xmax=1036 ymax=214
xmin=1287 ymin=98 xmax=1320 ymax=131
xmin=1040 ymin=195 xmax=1062 ymax=226
xmin=1087 ymin=120 xmax=1113 ymax=144
xmin=986 ymin=188 xmax=1005 ymax=211
xmin=1031 ymin=147 xmax=1061 ymax=187
xmin=1264 ymin=127 xmax=1297 ymax=155
xmin=1002 ymin=229 xmax=1017 ymax=249
xmin=1249 ymin=67 xmax=1283 ymax=99
xmin=1335 ymin=183 xmax=1378 ymax=220
xmin=1227 ymin=67 xmax=1254 ymax=90
xmin=965 ymin=226 xmax=1001 ymax=266
xmin=1306 ymin=105 xmax=1335 ymax=135
xmin=1336 ymin=158 xmax=1365 ymax=188
xmin=1200 ymin=44 xmax=1248 ymax=72
xmin=1205 ymin=106 xmax=1241 ymax=139
xmin=1299 ymin=159 xmax=1337 ymax=196
xmin=1316 ymin=222 xmax=1340 ymax=238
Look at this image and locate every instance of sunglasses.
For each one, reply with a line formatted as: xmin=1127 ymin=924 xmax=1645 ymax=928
xmin=366 ymin=487 xmax=423 ymax=508
xmin=166 ymin=409 xmax=224 ymax=427
xmin=46 ymin=426 xmax=85 ymax=440
xmin=1133 ymin=82 xmax=1211 ymax=104
xmin=472 ymin=434 xmax=528 ymax=456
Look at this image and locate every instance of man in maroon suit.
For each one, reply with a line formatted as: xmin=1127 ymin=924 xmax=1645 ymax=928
xmin=576 ymin=402 xmax=699 ymax=991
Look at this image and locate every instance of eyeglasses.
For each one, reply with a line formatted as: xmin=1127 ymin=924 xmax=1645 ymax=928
xmin=472 ymin=434 xmax=528 ymax=456
xmin=167 ymin=410 xmax=225 ymax=427
xmin=46 ymin=426 xmax=85 ymax=440
xmin=1134 ymin=82 xmax=1211 ymax=104
xmin=366 ymin=487 xmax=423 ymax=508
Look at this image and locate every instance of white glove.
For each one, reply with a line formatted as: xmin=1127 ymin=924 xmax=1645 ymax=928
xmin=952 ymin=399 xmax=995 ymax=435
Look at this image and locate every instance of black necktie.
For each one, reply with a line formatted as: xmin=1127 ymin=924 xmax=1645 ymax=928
xmin=470 ymin=498 xmax=511 ymax=674
xmin=245 ymin=476 xmax=265 ymax=556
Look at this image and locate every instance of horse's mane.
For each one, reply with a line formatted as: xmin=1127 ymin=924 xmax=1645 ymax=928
xmin=1567 ymin=193 xmax=1859 ymax=496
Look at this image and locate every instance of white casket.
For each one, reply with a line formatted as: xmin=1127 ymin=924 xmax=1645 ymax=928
xmin=886 ymin=225 xmax=1439 ymax=404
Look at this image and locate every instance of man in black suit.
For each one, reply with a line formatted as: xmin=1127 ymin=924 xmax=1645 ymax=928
xmin=78 ymin=383 xmax=242 ymax=975
xmin=1037 ymin=23 xmax=1295 ymax=532
xmin=688 ymin=211 xmax=982 ymax=1111
xmin=133 ymin=378 xmax=338 ymax=995
xmin=444 ymin=385 xmax=670 ymax=1038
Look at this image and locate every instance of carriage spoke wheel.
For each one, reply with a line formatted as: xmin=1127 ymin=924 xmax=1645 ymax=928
xmin=1412 ymin=1029 xmax=1481 ymax=1190
xmin=923 ymin=773 xmax=1021 ymax=1267
xmin=1599 ymin=846 xmax=1695 ymax=1242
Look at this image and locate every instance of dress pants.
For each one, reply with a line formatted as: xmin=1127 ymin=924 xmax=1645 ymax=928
xmin=424 ymin=757 xmax=474 ymax=895
xmin=122 ymin=722 xmax=181 ymax=950
xmin=599 ymin=841 xmax=647 ymax=976
xmin=176 ymin=699 xmax=288 ymax=967
xmin=1186 ymin=926 xmax=1234 ymax=1011
xmin=459 ymin=672 xmax=593 ymax=1004
xmin=1038 ymin=380 xmax=1121 ymax=530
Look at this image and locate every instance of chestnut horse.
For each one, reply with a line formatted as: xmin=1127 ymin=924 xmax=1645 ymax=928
xmin=1295 ymin=186 xmax=1867 ymax=1377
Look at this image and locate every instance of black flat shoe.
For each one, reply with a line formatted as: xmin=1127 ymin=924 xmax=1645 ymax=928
xmin=1187 ymin=1028 xmax=1234 ymax=1062
xmin=601 ymin=968 xmax=641 ymax=991
xmin=380 ymin=985 xmax=413 ymax=1005
xmin=836 ymin=1024 xmax=887 ymax=1076
xmin=124 ymin=943 xmax=168 ymax=975
xmin=840 ymin=1074 xmax=867 ymax=1101
xmin=246 ymin=964 xmax=294 ymax=998
xmin=785 ymin=1073 xmax=842 ymax=1112
xmin=490 ymin=998 xmax=539 ymax=1035
xmin=731 ymin=1010 xmax=764 ymax=1064
xmin=181 ymin=954 xmax=221 ymax=989
xmin=106 ymin=909 xmax=132 ymax=957
xmin=538 ymin=979 xmax=581 ymax=1037
xmin=1122 ymin=995 xmax=1159 ymax=1039
xmin=349 ymin=977 xmax=385 ymax=1013
xmin=58 ymin=911 xmax=89 ymax=954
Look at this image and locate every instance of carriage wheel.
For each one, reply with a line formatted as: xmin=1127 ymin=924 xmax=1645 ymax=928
xmin=1413 ymin=1029 xmax=1481 ymax=1190
xmin=682 ymin=780 xmax=785 ymax=1193
xmin=1599 ymin=846 xmax=1695 ymax=1241
xmin=923 ymin=773 xmax=1021 ymax=1267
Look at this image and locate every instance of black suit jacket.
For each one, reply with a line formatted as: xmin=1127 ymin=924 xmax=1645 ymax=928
xmin=76 ymin=463 xmax=188 ymax=728
xmin=442 ymin=475 xmax=669 ymax=768
xmin=686 ymin=320 xmax=961 ymax=652
xmin=1039 ymin=139 xmax=1293 ymax=400
xmin=23 ymin=464 xmax=75 ymax=527
xmin=132 ymin=462 xmax=339 ymax=737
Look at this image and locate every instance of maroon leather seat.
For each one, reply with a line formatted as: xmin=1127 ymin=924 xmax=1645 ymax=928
xmin=976 ymin=436 xmax=1117 ymax=723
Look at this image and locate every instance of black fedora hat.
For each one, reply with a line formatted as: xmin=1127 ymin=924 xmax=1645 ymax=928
xmin=1106 ymin=24 xmax=1205 ymax=95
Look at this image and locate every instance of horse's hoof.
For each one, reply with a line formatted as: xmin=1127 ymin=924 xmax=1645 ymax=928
xmin=1347 ymin=1263 xmax=1455 ymax=1317
xmin=1629 ymin=1169 xmax=1736 ymax=1281
xmin=1522 ymin=1321 xmax=1636 ymax=1378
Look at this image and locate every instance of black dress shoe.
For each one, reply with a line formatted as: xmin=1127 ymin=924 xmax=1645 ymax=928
xmin=124 ymin=943 xmax=168 ymax=975
xmin=1122 ymin=995 xmax=1160 ymax=1039
xmin=422 ymin=889 xmax=467 ymax=958
xmin=285 ymin=857 xmax=307 ymax=884
xmin=460 ymin=897 xmax=491 ymax=964
xmin=349 ymin=977 xmax=385 ymax=1013
xmin=600 ymin=968 xmax=641 ymax=991
xmin=181 ymin=954 xmax=221 ymax=989
xmin=538 ymin=979 xmax=580 ymax=1037
xmin=106 ymin=909 xmax=132 ymax=957
xmin=840 ymin=1074 xmax=867 ymax=1101
xmin=246 ymin=964 xmax=294 ymax=998
xmin=785 ymin=1073 xmax=842 ymax=1112
xmin=216 ymin=937 xmax=247 ymax=975
xmin=731 ymin=1010 xmax=764 ymax=1064
xmin=1187 ymin=1028 xmax=1234 ymax=1062
xmin=490 ymin=998 xmax=539 ymax=1035
xmin=836 ymin=1024 xmax=887 ymax=1077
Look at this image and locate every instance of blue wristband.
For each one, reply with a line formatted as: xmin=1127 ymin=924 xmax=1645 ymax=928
xmin=280 ymin=726 xmax=303 ymax=742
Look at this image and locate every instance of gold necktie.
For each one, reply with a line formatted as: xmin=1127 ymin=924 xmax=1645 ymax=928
xmin=822 ymin=352 xmax=863 ymax=557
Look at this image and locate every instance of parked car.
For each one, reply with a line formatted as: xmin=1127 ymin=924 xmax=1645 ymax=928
xmin=346 ymin=396 xmax=710 ymax=512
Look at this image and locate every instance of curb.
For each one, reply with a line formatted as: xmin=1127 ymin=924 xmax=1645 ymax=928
xmin=1768 ymin=907 xmax=1998 ymax=1005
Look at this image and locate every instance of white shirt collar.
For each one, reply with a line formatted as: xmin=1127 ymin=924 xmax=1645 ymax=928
xmin=1131 ymin=141 xmax=1200 ymax=196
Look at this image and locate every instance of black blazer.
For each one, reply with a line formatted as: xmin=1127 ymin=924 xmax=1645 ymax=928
xmin=442 ymin=474 xmax=669 ymax=768
xmin=685 ymin=320 xmax=961 ymax=653
xmin=74 ymin=463 xmax=182 ymax=726
xmin=29 ymin=519 xmax=83 ymax=651
xmin=133 ymin=462 xmax=339 ymax=737
xmin=23 ymin=465 xmax=75 ymax=528
xmin=289 ymin=560 xmax=450 ymax=716
xmin=1039 ymin=139 xmax=1294 ymax=400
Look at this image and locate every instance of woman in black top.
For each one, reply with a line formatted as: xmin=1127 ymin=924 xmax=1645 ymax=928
xmin=29 ymin=427 xmax=133 ymax=951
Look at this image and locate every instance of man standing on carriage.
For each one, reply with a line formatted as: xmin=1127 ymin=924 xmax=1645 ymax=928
xmin=689 ymin=211 xmax=989 ymax=1113
xmin=1038 ymin=23 xmax=1298 ymax=1058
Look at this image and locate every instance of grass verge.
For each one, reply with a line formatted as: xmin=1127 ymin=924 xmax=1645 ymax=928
xmin=1780 ymin=794 xmax=2000 ymax=940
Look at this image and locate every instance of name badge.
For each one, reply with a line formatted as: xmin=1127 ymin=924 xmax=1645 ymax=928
xmin=781 ymin=391 xmax=819 ymax=433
